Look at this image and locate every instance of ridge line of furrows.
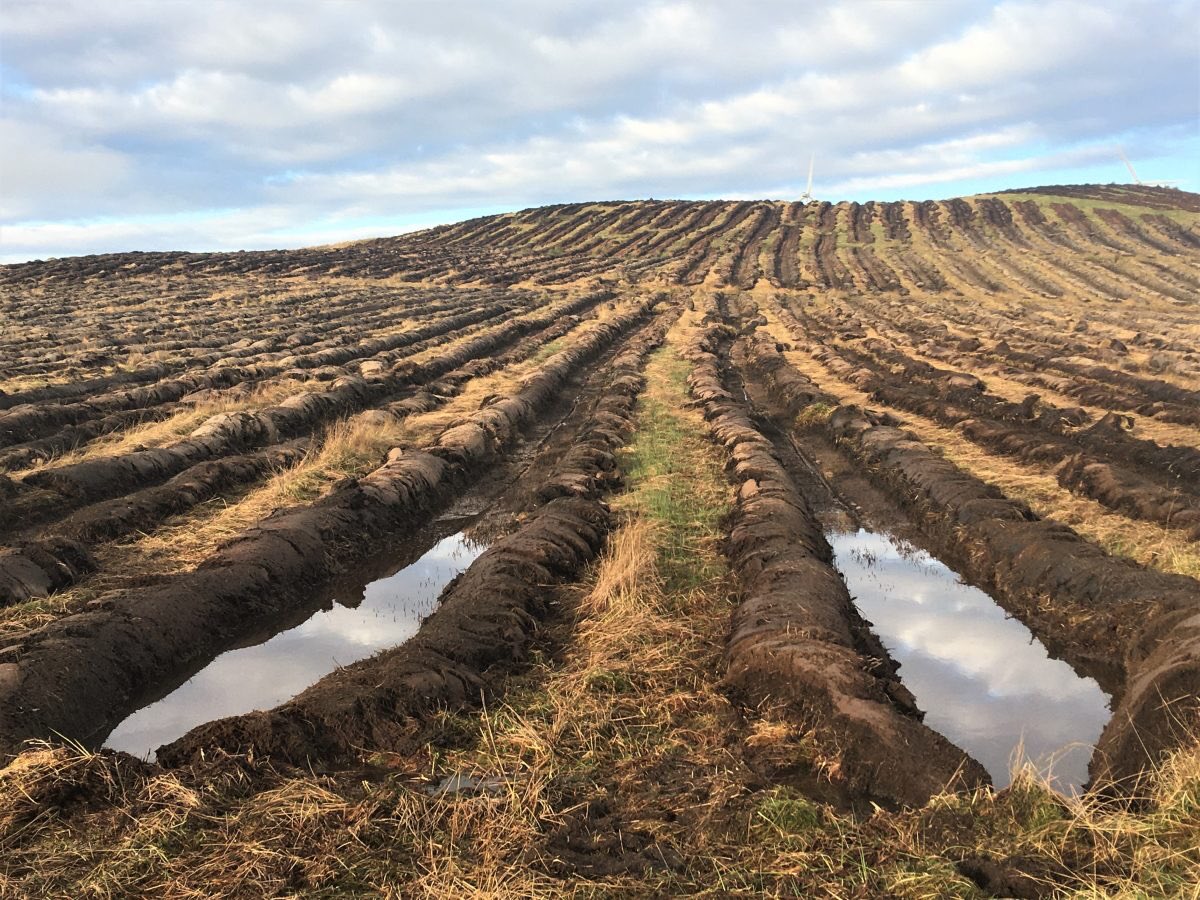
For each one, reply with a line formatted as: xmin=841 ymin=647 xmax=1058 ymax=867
xmin=682 ymin=293 xmax=988 ymax=808
xmin=0 ymin=290 xmax=614 ymax=604
xmin=156 ymin=312 xmax=674 ymax=768
xmin=752 ymin=293 xmax=1200 ymax=791
xmin=787 ymin=306 xmax=1200 ymax=536
xmin=4 ymin=189 xmax=1195 ymax=301
xmin=0 ymin=297 xmax=661 ymax=761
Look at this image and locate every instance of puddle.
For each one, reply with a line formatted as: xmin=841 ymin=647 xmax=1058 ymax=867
xmin=828 ymin=529 xmax=1111 ymax=793
xmin=106 ymin=531 xmax=486 ymax=759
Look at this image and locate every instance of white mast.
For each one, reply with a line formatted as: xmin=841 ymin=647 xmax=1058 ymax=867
xmin=800 ymin=153 xmax=815 ymax=202
xmin=1118 ymin=148 xmax=1141 ymax=184
xmin=1117 ymin=147 xmax=1177 ymax=187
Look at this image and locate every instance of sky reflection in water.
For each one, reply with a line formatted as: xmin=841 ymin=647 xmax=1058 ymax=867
xmin=106 ymin=532 xmax=484 ymax=760
xmin=829 ymin=529 xmax=1111 ymax=792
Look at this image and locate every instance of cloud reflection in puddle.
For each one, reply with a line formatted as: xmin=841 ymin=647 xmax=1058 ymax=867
xmin=829 ymin=529 xmax=1111 ymax=792
xmin=106 ymin=532 xmax=484 ymax=760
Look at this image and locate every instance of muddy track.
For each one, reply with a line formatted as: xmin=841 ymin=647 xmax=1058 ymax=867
xmin=154 ymin=317 xmax=672 ymax=767
xmin=0 ymin=300 xmax=660 ymax=760
xmin=683 ymin=297 xmax=987 ymax=807
xmin=820 ymin=404 xmax=1200 ymax=788
xmin=777 ymin=309 xmax=1200 ymax=777
xmin=756 ymin=296 xmax=1200 ymax=786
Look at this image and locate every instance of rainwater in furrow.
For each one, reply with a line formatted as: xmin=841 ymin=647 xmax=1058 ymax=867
xmin=106 ymin=525 xmax=485 ymax=759
xmin=827 ymin=528 xmax=1111 ymax=793
xmin=105 ymin=327 xmax=634 ymax=759
xmin=735 ymin=359 xmax=1113 ymax=794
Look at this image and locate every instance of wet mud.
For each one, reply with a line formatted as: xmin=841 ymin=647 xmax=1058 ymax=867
xmin=684 ymin=298 xmax=988 ymax=807
xmin=157 ymin=318 xmax=671 ymax=766
xmin=0 ymin=302 xmax=658 ymax=761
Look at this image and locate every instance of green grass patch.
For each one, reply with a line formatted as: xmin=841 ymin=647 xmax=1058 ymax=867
xmin=615 ymin=346 xmax=732 ymax=592
xmin=584 ymin=668 xmax=635 ymax=695
xmin=530 ymin=337 xmax=566 ymax=363
xmin=755 ymin=788 xmax=823 ymax=834
xmin=973 ymin=191 xmax=1197 ymax=225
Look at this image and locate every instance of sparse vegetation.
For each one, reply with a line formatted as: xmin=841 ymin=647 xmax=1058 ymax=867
xmin=1 ymin=186 xmax=1198 ymax=895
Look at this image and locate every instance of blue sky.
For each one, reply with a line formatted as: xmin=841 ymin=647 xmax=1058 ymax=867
xmin=2 ymin=0 xmax=1197 ymax=262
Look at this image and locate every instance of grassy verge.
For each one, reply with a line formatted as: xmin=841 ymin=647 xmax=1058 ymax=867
xmin=611 ymin=345 xmax=729 ymax=590
xmin=363 ymin=340 xmax=747 ymax=893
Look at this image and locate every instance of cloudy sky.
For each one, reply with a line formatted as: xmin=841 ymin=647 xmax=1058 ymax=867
xmin=2 ymin=0 xmax=1197 ymax=262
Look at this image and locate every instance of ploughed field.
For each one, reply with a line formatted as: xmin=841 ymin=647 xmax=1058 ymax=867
xmin=1 ymin=185 xmax=1198 ymax=896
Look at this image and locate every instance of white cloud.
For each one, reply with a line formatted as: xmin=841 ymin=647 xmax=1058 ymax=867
xmin=0 ymin=120 xmax=133 ymax=219
xmin=0 ymin=205 xmax=448 ymax=264
xmin=1 ymin=0 xmax=1196 ymax=259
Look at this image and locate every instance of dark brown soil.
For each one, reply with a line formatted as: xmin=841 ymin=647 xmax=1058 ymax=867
xmin=0 ymin=302 xmax=657 ymax=762
xmin=1 ymin=184 xmax=1197 ymax=802
xmin=157 ymin=319 xmax=670 ymax=767
xmin=682 ymin=298 xmax=988 ymax=807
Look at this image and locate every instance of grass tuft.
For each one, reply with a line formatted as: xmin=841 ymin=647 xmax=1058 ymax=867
xmin=756 ymin=789 xmax=824 ymax=835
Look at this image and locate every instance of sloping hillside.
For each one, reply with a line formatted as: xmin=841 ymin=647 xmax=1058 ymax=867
xmin=1 ymin=186 xmax=1198 ymax=896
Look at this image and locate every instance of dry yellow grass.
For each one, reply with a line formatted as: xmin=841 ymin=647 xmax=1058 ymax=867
xmin=900 ymin=422 xmax=1200 ymax=580
xmin=0 ymin=586 xmax=91 ymax=644
xmin=112 ymin=412 xmax=411 ymax=578
xmin=889 ymin=328 xmax=1200 ymax=449
xmin=0 ymin=373 xmax=79 ymax=394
